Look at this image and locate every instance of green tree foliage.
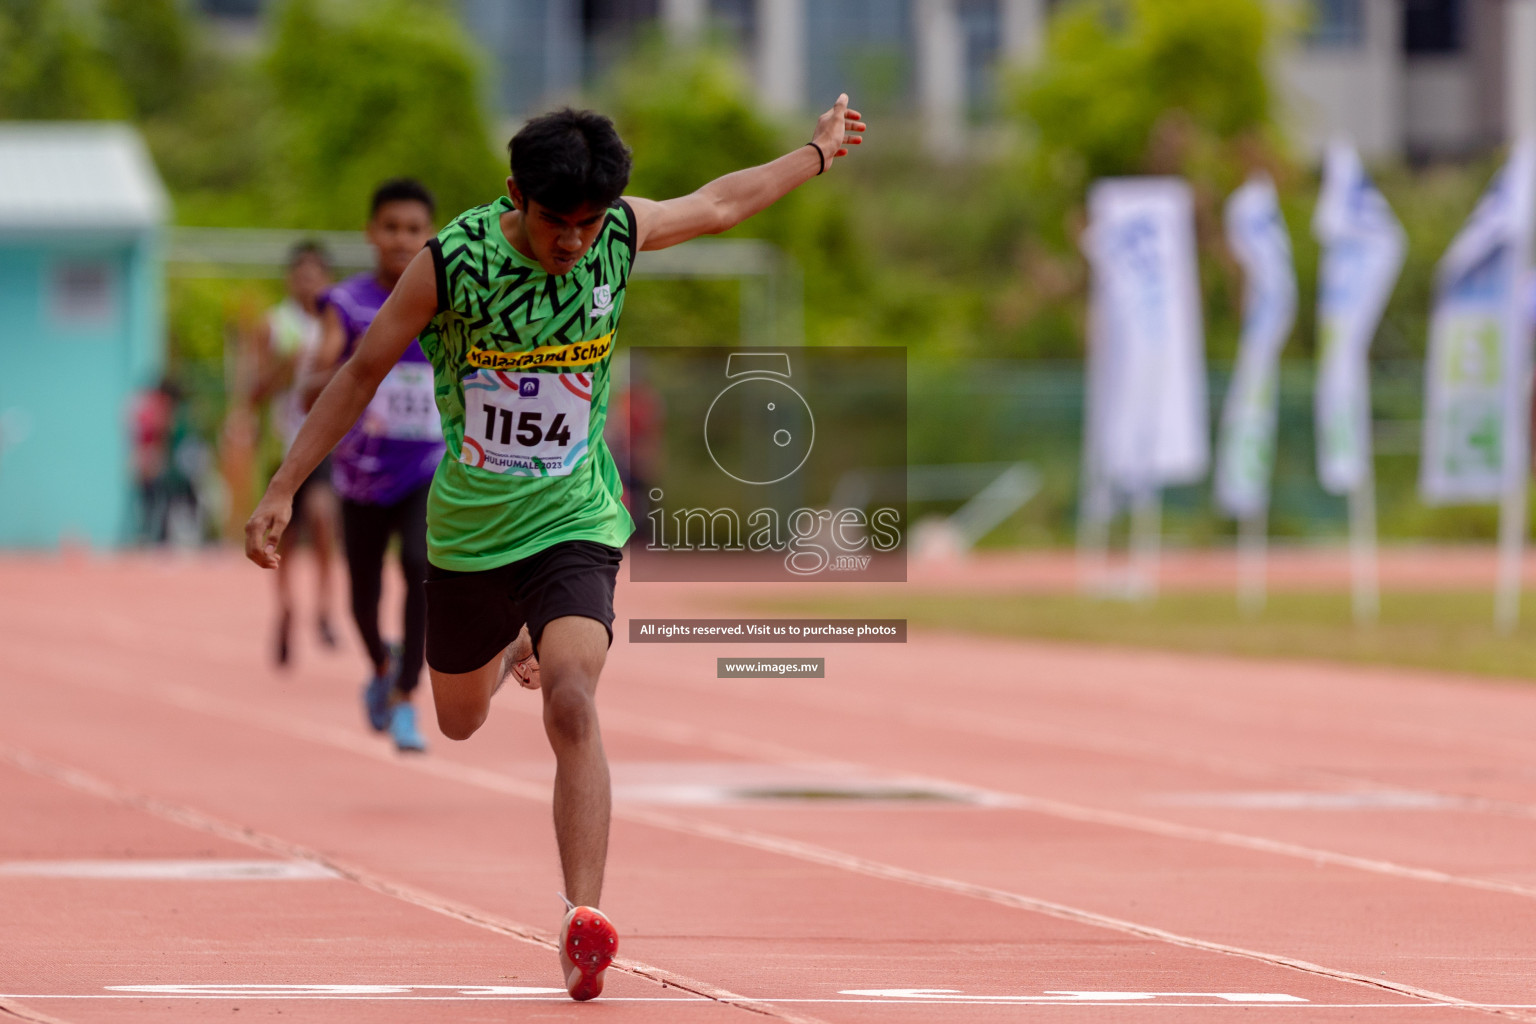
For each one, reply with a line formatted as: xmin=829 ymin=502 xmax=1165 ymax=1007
xmin=101 ymin=0 xmax=192 ymax=118
xmin=598 ymin=39 xmax=869 ymax=349
xmin=146 ymin=56 xmax=273 ymax=226
xmin=0 ymin=0 xmax=130 ymax=118
xmin=265 ymin=0 xmax=504 ymax=229
xmin=601 ymin=4 xmax=1286 ymax=361
xmin=604 ymin=37 xmax=782 ymax=204
xmin=593 ymin=41 xmax=777 ymax=349
xmin=1006 ymin=0 xmax=1286 ymax=358
xmin=1017 ymin=0 xmax=1277 ymax=191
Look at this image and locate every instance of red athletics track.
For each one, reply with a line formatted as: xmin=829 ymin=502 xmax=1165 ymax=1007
xmin=3 ymin=553 xmax=1536 ymax=1022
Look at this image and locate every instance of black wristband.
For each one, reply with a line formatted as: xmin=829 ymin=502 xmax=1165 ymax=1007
xmin=806 ymin=141 xmax=826 ymax=175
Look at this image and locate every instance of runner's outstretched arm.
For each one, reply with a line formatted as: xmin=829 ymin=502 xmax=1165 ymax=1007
xmin=628 ymin=93 xmax=865 ymax=252
xmin=244 ymin=249 xmax=438 ymax=568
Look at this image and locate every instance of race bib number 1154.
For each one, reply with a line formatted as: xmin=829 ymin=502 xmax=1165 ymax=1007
xmin=459 ymin=370 xmax=592 ymax=477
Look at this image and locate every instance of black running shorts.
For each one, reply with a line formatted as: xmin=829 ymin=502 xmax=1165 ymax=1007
xmin=424 ymin=541 xmax=622 ymax=674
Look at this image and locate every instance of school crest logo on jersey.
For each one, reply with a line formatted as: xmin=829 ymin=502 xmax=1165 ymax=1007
xmin=590 ymin=284 xmax=614 ymax=319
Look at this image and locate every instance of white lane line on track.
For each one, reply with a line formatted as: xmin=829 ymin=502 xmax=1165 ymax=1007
xmin=30 ymin=574 xmax=1536 ymax=816
xmin=589 ymin=704 xmax=1536 ymax=904
xmin=3 ymin=675 xmax=1518 ymax=1024
xmin=39 ymin=591 xmax=1536 ymax=822
xmin=827 ymin=619 xmax=1536 ymax=765
xmin=605 ymin=804 xmax=1535 ymax=1020
xmin=1 ymin=995 xmax=1508 ymax=1007
xmin=0 ymin=987 xmax=1320 ymax=1004
xmin=16 ymin=991 xmax=1536 ymax=1008
xmin=0 ymin=744 xmax=831 ymax=1024
xmin=106 ymin=984 xmax=568 ymax=995
xmin=645 ymin=667 xmax=1536 ymax=822
xmin=54 ymin=587 xmax=1533 ymax=816
xmin=0 ymin=858 xmax=337 ymax=880
xmin=111 ymin=653 xmax=1536 ymax=906
xmin=37 ymin=624 xmax=1536 ymax=915
xmin=0 ymin=996 xmax=75 ymax=1024
xmin=4 ymin=641 xmax=1533 ymax=1021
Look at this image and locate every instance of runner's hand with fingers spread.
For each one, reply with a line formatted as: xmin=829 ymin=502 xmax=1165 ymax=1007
xmin=245 ymin=491 xmax=294 ymax=569
xmin=809 ymin=93 xmax=865 ymax=172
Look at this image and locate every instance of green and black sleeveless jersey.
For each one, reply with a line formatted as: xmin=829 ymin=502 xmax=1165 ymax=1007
xmin=419 ymin=195 xmax=637 ymax=571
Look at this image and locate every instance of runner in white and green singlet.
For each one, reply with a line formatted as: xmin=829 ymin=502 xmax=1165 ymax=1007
xmin=246 ymin=96 xmax=866 ymax=1002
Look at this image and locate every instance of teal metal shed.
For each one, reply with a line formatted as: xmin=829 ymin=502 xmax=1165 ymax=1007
xmin=0 ymin=123 xmax=169 ymax=548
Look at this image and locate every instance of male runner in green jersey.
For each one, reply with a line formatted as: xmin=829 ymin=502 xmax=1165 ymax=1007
xmin=246 ymin=94 xmax=864 ymax=1000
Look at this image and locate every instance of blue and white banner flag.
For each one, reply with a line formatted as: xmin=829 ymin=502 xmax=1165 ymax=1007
xmin=1216 ymin=173 xmax=1296 ymax=519
xmin=1313 ymin=143 xmax=1405 ymax=495
xmin=1082 ymin=177 xmax=1209 ymax=501
xmin=1419 ymin=141 xmax=1536 ymax=504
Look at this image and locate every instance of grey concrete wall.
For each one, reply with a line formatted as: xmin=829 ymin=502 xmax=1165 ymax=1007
xmin=1276 ymin=0 xmax=1403 ymax=159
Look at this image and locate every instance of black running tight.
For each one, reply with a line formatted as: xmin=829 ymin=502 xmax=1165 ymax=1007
xmin=340 ymin=483 xmax=429 ymax=695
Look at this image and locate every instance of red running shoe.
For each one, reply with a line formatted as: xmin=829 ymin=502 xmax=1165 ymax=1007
xmin=559 ymin=903 xmax=617 ymax=1001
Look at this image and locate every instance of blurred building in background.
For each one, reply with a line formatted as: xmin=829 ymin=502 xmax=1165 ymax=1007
xmin=193 ymin=0 xmax=1534 ymax=163
xmin=1285 ymin=0 xmax=1534 ymax=161
xmin=0 ymin=124 xmax=168 ymax=548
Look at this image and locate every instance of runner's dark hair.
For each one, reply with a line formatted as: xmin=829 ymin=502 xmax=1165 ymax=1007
xmin=370 ymin=178 xmax=436 ymax=218
xmin=287 ymin=238 xmax=330 ymax=269
xmin=509 ymin=109 xmax=632 ymax=213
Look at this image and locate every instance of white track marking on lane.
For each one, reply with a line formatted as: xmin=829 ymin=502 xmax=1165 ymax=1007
xmin=4 ymin=641 xmax=1535 ymax=1020
xmin=27 ymin=633 xmax=1536 ymax=911
xmin=24 ymin=568 xmax=1536 ymax=815
xmin=570 ymin=704 xmax=1536 ymax=905
xmin=6 ymin=716 xmax=1505 ymax=1019
xmin=0 ymin=745 xmax=831 ymax=1024
xmin=28 ymin=584 xmax=1536 ymax=820
xmin=603 ymin=802 xmax=1536 ymax=1021
xmin=0 ymin=996 xmax=76 ymax=1024
xmin=840 ymin=989 xmax=1307 ymax=1003
xmin=0 ymin=859 xmax=337 ymax=880
xmin=641 ymin=666 xmax=1536 ymax=822
xmin=4 ymin=994 xmax=1517 ymax=1007
xmin=18 ymin=584 xmax=1489 ymax=802
xmin=206 ymin=655 xmax=1536 ymax=899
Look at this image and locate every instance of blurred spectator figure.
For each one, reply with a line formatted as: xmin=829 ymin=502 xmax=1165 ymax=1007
xmin=611 ymin=376 xmax=664 ymax=529
xmin=251 ymin=241 xmax=341 ymax=666
xmin=130 ymin=377 xmax=199 ymax=545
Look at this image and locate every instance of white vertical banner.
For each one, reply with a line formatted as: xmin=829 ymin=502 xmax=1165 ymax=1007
xmin=1313 ymin=143 xmax=1404 ymax=624
xmin=1314 ymin=143 xmax=1405 ymax=497
xmin=1419 ymin=140 xmax=1536 ymax=630
xmin=1216 ymin=173 xmax=1297 ymax=519
xmin=1217 ymin=173 xmax=1297 ymax=613
xmin=1078 ymin=177 xmax=1209 ymax=595
xmin=1420 ymin=140 xmax=1536 ymax=502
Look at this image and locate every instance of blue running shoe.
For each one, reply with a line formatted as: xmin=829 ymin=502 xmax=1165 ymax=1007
xmin=390 ymin=702 xmax=426 ymax=753
xmin=362 ymin=644 xmax=401 ymax=732
xmin=363 ymin=672 xmax=393 ymax=732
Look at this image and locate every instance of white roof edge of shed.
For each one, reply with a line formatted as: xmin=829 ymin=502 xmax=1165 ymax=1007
xmin=0 ymin=121 xmax=171 ymax=232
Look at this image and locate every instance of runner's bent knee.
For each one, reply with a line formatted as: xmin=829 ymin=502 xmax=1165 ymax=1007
xmin=429 ymin=662 xmax=497 ymax=740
